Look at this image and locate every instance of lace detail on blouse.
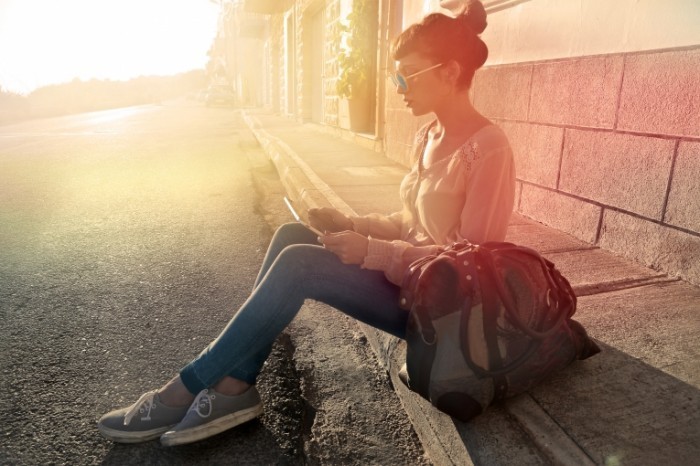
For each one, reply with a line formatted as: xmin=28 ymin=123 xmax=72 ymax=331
xmin=457 ymin=139 xmax=482 ymax=173
xmin=415 ymin=122 xmax=432 ymax=145
xmin=414 ymin=121 xmax=491 ymax=174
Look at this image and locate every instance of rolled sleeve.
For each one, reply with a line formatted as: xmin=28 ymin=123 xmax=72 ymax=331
xmin=362 ymin=238 xmax=440 ymax=286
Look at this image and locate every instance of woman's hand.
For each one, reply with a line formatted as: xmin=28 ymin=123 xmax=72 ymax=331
xmin=308 ymin=207 xmax=353 ymax=233
xmin=320 ymin=231 xmax=369 ymax=265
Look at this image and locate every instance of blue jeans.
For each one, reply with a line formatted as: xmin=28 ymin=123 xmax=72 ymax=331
xmin=179 ymin=223 xmax=408 ymax=393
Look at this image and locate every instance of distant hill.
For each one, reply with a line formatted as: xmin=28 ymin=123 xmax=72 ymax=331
xmin=0 ymin=70 xmax=208 ymax=125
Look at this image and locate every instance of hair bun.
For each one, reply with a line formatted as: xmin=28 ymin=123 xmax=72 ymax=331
xmin=458 ymin=0 xmax=487 ymax=35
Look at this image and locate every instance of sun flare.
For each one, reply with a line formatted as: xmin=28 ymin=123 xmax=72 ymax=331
xmin=0 ymin=0 xmax=219 ymax=94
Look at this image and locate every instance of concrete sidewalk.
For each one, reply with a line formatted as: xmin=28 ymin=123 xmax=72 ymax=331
xmin=243 ymin=110 xmax=700 ymax=466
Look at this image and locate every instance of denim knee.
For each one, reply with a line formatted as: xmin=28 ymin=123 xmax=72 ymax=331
xmin=273 ymin=222 xmax=317 ymax=245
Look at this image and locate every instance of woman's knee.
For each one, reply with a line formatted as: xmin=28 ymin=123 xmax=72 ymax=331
xmin=275 ymin=243 xmax=337 ymax=274
xmin=274 ymin=222 xmax=305 ymax=239
xmin=272 ymin=222 xmax=317 ymax=246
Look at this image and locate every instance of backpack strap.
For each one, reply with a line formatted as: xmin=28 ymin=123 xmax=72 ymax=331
xmin=475 ymin=254 xmax=511 ymax=399
xmin=480 ymin=244 xmax=571 ymax=339
xmin=462 ymin=251 xmax=540 ymax=379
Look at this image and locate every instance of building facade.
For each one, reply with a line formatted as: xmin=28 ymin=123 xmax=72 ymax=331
xmin=224 ymin=0 xmax=700 ymax=285
xmin=209 ymin=1 xmax=268 ymax=106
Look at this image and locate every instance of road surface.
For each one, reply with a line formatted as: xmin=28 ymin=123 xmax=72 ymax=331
xmin=0 ymin=101 xmax=427 ymax=465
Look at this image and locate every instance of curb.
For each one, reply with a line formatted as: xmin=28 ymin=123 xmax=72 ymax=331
xmin=242 ymin=110 xmax=595 ymax=465
xmin=244 ymin=111 xmax=473 ymax=465
xmin=243 ymin=113 xmax=349 ymax=213
xmin=505 ymin=396 xmax=596 ymax=465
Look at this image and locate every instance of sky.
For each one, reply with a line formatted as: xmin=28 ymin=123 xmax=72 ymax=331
xmin=0 ymin=0 xmax=220 ymax=94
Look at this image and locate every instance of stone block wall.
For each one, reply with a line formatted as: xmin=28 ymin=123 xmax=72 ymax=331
xmin=322 ymin=0 xmax=341 ymax=127
xmin=266 ymin=14 xmax=284 ymax=114
xmin=471 ymin=47 xmax=700 ymax=285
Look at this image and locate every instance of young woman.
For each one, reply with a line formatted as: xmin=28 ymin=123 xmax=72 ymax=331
xmin=98 ymin=0 xmax=515 ymax=446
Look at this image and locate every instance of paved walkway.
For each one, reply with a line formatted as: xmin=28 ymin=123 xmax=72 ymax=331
xmin=243 ymin=110 xmax=700 ymax=466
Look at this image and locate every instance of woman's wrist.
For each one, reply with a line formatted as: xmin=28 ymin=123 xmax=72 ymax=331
xmin=336 ymin=214 xmax=354 ymax=231
xmin=350 ymin=216 xmax=368 ymax=235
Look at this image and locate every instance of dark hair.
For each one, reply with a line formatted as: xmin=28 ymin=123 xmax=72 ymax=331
xmin=392 ymin=0 xmax=488 ymax=89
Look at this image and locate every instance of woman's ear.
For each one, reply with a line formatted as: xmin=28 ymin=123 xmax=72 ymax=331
xmin=442 ymin=61 xmax=462 ymax=88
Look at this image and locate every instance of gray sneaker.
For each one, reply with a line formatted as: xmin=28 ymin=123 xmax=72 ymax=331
xmin=160 ymin=386 xmax=263 ymax=447
xmin=97 ymin=391 xmax=189 ymax=443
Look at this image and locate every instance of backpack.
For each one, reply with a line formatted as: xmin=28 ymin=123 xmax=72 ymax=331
xmin=398 ymin=241 xmax=600 ymax=422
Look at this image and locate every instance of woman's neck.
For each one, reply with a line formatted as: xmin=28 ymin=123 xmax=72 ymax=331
xmin=431 ymin=92 xmax=485 ymax=140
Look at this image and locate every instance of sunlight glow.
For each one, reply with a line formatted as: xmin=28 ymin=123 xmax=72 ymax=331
xmin=80 ymin=106 xmax=150 ymax=125
xmin=0 ymin=0 xmax=220 ymax=94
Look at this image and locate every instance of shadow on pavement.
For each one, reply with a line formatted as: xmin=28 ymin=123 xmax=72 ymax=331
xmin=100 ymin=420 xmax=297 ymax=465
xmin=529 ymin=341 xmax=700 ymax=465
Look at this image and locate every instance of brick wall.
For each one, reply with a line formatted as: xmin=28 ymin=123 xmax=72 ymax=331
xmin=323 ymin=0 xmax=341 ymax=126
xmin=267 ymin=15 xmax=283 ymax=114
xmin=471 ymin=47 xmax=700 ymax=285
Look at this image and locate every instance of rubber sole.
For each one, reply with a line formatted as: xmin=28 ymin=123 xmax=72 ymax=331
xmin=97 ymin=423 xmax=174 ymax=443
xmin=160 ymin=404 xmax=263 ymax=447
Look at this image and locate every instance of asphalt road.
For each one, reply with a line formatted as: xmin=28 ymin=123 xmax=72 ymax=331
xmin=0 ymin=101 xmax=427 ymax=465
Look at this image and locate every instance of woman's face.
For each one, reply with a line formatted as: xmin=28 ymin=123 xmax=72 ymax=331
xmin=393 ymin=52 xmax=447 ymax=116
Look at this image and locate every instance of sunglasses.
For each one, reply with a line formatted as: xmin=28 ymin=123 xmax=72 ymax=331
xmin=390 ymin=63 xmax=444 ymax=92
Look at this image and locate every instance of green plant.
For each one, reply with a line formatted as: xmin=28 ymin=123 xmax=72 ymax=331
xmin=335 ymin=0 xmax=375 ymax=99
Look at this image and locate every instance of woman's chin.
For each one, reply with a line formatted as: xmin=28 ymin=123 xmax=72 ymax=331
xmin=409 ymin=105 xmax=431 ymax=117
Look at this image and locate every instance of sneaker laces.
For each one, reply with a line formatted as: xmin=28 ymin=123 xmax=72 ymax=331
xmin=190 ymin=389 xmax=216 ymax=419
xmin=123 ymin=391 xmax=158 ymax=426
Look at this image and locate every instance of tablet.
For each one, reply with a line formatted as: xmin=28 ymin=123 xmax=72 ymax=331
xmin=283 ymin=197 xmax=324 ymax=236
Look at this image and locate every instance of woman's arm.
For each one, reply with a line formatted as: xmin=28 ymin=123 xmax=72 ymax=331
xmin=308 ymin=207 xmax=353 ymax=233
xmin=360 ymin=147 xmax=515 ymax=286
xmin=350 ymin=211 xmax=405 ymax=240
xmin=362 ymin=238 xmax=440 ymax=285
xmin=453 ymin=148 xmax=516 ymax=244
xmin=309 ymin=208 xmax=405 ymax=239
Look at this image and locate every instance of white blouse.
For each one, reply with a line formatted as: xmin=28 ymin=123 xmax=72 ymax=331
xmin=352 ymin=121 xmax=516 ymax=286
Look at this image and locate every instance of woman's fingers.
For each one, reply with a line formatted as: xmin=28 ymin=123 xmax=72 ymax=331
xmin=308 ymin=208 xmax=352 ymax=232
xmin=320 ymin=231 xmax=368 ymax=264
xmin=308 ymin=208 xmax=336 ymax=231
